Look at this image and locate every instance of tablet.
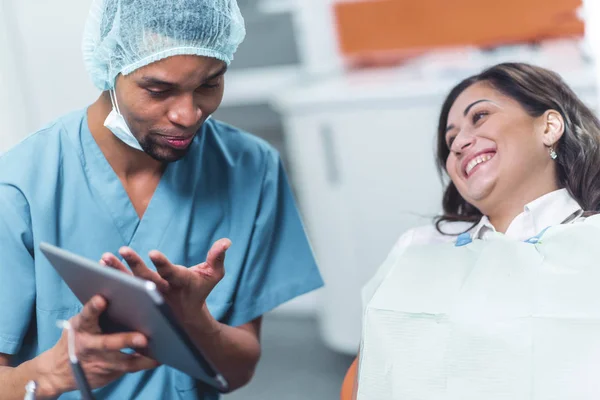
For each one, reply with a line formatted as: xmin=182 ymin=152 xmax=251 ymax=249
xmin=39 ymin=242 xmax=229 ymax=392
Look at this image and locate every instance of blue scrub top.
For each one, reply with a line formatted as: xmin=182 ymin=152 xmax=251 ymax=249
xmin=0 ymin=109 xmax=324 ymax=399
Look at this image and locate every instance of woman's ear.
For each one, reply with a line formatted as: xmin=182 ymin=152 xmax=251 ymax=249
xmin=541 ymin=110 xmax=565 ymax=147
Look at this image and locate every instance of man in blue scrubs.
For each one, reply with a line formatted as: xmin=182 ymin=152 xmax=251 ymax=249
xmin=0 ymin=0 xmax=323 ymax=398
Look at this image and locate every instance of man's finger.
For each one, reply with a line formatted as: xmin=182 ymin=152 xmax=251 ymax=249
xmin=100 ymin=253 xmax=132 ymax=275
xmin=121 ymin=353 xmax=161 ymax=373
xmin=149 ymin=251 xmax=186 ymax=286
xmin=118 ymin=247 xmax=151 ymax=276
xmin=117 ymin=247 xmax=168 ymax=291
xmin=195 ymin=239 xmax=230 ymax=282
xmin=75 ymin=296 xmax=106 ymax=332
xmin=79 ymin=349 xmax=159 ymax=374
xmin=133 ymin=347 xmax=153 ymax=359
xmin=208 ymin=238 xmax=231 ymax=267
xmin=83 ymin=331 xmax=148 ymax=353
xmin=206 ymin=238 xmax=231 ymax=270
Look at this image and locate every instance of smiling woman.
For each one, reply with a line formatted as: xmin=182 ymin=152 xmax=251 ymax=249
xmin=435 ymin=63 xmax=600 ymax=233
xmin=353 ymin=63 xmax=600 ymax=400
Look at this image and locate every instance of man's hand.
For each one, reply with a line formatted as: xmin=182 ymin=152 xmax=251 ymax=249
xmin=100 ymin=239 xmax=231 ymax=332
xmin=40 ymin=295 xmax=158 ymax=396
xmin=100 ymin=239 xmax=263 ymax=391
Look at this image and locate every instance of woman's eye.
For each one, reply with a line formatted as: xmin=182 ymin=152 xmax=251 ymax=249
xmin=447 ymin=136 xmax=455 ymax=149
xmin=472 ymin=111 xmax=488 ymax=124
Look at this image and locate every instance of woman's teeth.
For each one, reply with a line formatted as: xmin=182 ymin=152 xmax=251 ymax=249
xmin=466 ymin=153 xmax=494 ymax=176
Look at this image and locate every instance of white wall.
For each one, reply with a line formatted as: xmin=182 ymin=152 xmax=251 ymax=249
xmin=1 ymin=0 xmax=98 ymax=141
xmin=583 ymin=0 xmax=600 ymax=114
xmin=0 ymin=1 xmax=30 ymax=152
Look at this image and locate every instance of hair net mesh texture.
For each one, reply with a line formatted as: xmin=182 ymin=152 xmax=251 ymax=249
xmin=82 ymin=0 xmax=246 ymax=90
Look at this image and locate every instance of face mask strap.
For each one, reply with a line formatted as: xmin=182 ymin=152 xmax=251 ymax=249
xmin=109 ymin=89 xmax=121 ymax=115
xmin=107 ymin=59 xmax=121 ymax=115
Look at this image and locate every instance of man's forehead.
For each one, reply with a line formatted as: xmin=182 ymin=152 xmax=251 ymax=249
xmin=131 ymin=56 xmax=227 ymax=82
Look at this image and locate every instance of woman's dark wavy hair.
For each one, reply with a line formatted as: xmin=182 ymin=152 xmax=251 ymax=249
xmin=435 ymin=62 xmax=600 ymax=234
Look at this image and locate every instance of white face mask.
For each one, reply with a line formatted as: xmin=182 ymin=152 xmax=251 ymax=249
xmin=104 ymin=90 xmax=144 ymax=151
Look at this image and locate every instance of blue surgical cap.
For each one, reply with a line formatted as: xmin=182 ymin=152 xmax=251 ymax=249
xmin=82 ymin=0 xmax=246 ymax=90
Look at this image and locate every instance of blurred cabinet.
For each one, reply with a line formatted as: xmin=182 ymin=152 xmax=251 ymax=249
xmin=214 ymin=1 xmax=328 ymax=315
xmin=231 ymin=0 xmax=300 ymax=69
xmin=214 ymin=1 xmax=303 ymax=158
xmin=273 ymin=54 xmax=598 ymax=354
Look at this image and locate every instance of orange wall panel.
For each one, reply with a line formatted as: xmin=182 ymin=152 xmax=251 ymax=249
xmin=334 ymin=0 xmax=583 ymax=57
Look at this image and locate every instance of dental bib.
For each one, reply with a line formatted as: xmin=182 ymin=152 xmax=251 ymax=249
xmin=359 ymin=214 xmax=600 ymax=400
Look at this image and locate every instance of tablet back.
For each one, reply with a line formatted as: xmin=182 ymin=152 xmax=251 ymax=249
xmin=39 ymin=242 xmax=228 ymax=392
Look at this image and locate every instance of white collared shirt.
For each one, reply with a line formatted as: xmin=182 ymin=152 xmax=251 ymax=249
xmin=471 ymin=188 xmax=583 ymax=241
xmin=362 ymin=188 xmax=584 ymax=312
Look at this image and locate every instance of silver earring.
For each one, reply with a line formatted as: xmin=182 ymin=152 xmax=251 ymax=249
xmin=550 ymin=148 xmax=557 ymax=160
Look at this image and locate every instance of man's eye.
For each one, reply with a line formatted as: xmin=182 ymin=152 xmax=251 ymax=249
xmin=146 ymin=88 xmax=170 ymax=96
xmin=200 ymin=82 xmax=221 ymax=90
